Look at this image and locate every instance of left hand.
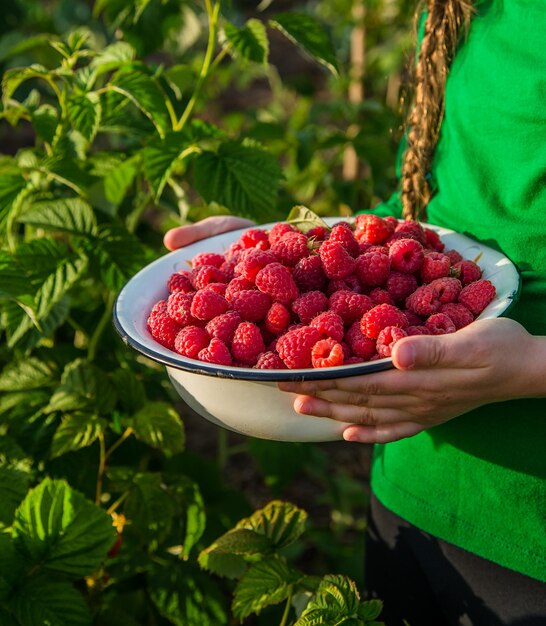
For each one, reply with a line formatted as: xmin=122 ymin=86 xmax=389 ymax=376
xmin=278 ymin=318 xmax=545 ymax=443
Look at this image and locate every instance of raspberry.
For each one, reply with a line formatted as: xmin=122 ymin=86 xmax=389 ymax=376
xmin=231 ymin=289 xmax=271 ymax=322
xmin=355 ymin=250 xmax=391 ymax=287
xmin=268 ymin=222 xmax=296 ymax=246
xmin=344 ymin=321 xmax=376 ymax=360
xmin=387 ymin=272 xmax=418 ymax=302
xmin=198 ymin=338 xmax=232 ymax=366
xmin=306 ymin=225 xmax=329 ymax=241
xmin=311 ymin=338 xmax=344 ymax=368
xmin=421 ymin=252 xmax=451 ymax=283
xmin=206 ymin=282 xmax=228 ymax=297
xmin=220 ymin=260 xmax=237 ymax=281
xmin=190 ymin=289 xmax=229 ymax=321
xmin=255 ymin=262 xmax=299 ymax=304
xmin=329 ymin=290 xmax=373 ymax=325
xmin=235 ymin=250 xmax=277 ymax=283
xmin=406 ymin=325 xmax=432 ymax=336
xmin=205 ymin=311 xmax=242 ymax=345
xmin=224 ymin=242 xmax=244 ymax=263
xmin=277 ymin=326 xmax=321 ymax=369
xmin=191 ymin=265 xmax=228 ymax=290
xmin=439 ymin=303 xmax=474 ymax=329
xmin=458 ymin=279 xmax=496 ymax=315
xmin=310 ymin=311 xmax=344 ymax=342
xmin=425 ymin=313 xmax=457 ymax=335
xmin=345 ymin=356 xmax=365 ymax=364
xmin=225 ymin=277 xmax=253 ymax=302
xmin=192 ymin=252 xmax=224 ymax=269
xmin=445 ymin=249 xmax=464 ymax=264
xmin=174 ymin=325 xmax=209 ymax=358
xmin=265 ymin=302 xmax=291 ymax=335
xmin=376 ymin=326 xmax=408 ymax=357
xmin=167 ymin=271 xmax=193 ymax=294
xmin=231 ymin=322 xmax=266 ymax=365
xmin=329 ymin=224 xmax=360 ymax=257
xmin=369 ymin=288 xmax=395 ymax=306
xmin=271 ymin=232 xmax=309 ymax=266
xmin=402 ymin=309 xmax=424 ymax=326
xmin=424 ymin=228 xmax=445 ymax=252
xmin=167 ymin=292 xmax=197 ymax=326
xmin=452 ymin=260 xmax=482 ymax=285
xmin=394 ymin=220 xmax=426 ymax=245
xmin=361 ymin=304 xmax=408 ymax=339
xmin=293 ymin=255 xmax=327 ymax=292
xmin=255 ymin=351 xmax=286 ymax=369
xmin=319 ymin=240 xmax=356 ymax=279
xmin=389 ymin=238 xmax=425 ymax=273
xmin=405 ymin=285 xmax=441 ymax=316
xmin=429 ymin=277 xmax=462 ymax=304
xmin=354 ymin=214 xmax=394 ymax=244
xmin=238 ymin=228 xmax=269 ymax=249
xmin=147 ymin=301 xmax=181 ymax=349
xmin=292 ymin=290 xmax=328 ymax=324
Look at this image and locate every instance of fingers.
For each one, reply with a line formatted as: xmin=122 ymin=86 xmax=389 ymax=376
xmin=293 ymin=394 xmax=404 ymax=425
xmin=343 ymin=421 xmax=425 ymax=444
xmin=163 ymin=216 xmax=255 ymax=250
xmin=302 ymin=388 xmax=416 ymax=409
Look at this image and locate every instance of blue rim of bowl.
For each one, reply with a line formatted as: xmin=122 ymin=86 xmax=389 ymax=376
xmin=112 ymin=293 xmax=394 ymax=382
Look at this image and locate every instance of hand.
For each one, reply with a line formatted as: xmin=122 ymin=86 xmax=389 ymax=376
xmin=164 ymin=215 xmax=255 ymax=250
xmin=279 ymin=318 xmax=546 ymax=444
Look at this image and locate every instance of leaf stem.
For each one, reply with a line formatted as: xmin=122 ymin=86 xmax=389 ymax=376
xmin=95 ymin=431 xmax=107 ymax=505
xmin=174 ymin=0 xmax=221 ymax=132
xmin=279 ymin=586 xmax=293 ymax=626
xmin=105 ymin=427 xmax=134 ymax=463
xmin=106 ymin=490 xmax=129 ymax=515
xmin=87 ymin=291 xmax=115 ymax=361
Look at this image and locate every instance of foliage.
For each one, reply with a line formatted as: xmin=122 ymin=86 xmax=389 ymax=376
xmin=0 ymin=0 xmax=414 ymax=623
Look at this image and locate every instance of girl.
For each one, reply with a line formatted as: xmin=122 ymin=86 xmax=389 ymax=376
xmin=164 ymin=1 xmax=546 ymax=623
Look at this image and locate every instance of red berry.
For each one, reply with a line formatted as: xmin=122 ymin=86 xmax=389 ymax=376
xmin=406 ymin=285 xmax=442 ymax=316
xmin=293 ymin=255 xmax=327 ymax=292
xmin=268 ymin=222 xmax=296 ymax=246
xmin=255 ymin=262 xmax=299 ymax=304
xmin=329 ymin=224 xmax=360 ymax=257
xmin=421 ymin=252 xmax=451 ymax=283
xmin=376 ymin=326 xmax=408 ymax=357
xmin=231 ymin=289 xmax=271 ymax=322
xmin=311 ymin=338 xmax=344 ymax=368
xmin=394 ymin=220 xmax=426 ymax=245
xmin=292 ymin=290 xmax=329 ymax=324
xmin=238 ymin=228 xmax=269 ymax=249
xmin=191 ymin=265 xmax=228 ymax=290
xmin=425 ymin=313 xmax=457 ymax=335
xmin=231 ymin=322 xmax=266 ymax=366
xmin=458 ymin=279 xmax=496 ymax=316
xmin=174 ymin=325 xmax=210 ymax=358
xmin=369 ymin=287 xmax=395 ymax=306
xmin=235 ymin=249 xmax=277 ymax=283
xmin=167 ymin=292 xmax=197 ymax=327
xmin=329 ymin=290 xmax=373 ymax=325
xmin=355 ymin=250 xmax=391 ymax=287
xmin=277 ymin=326 xmax=321 ymax=369
xmin=198 ymin=338 xmax=232 ymax=366
xmin=387 ymin=272 xmax=418 ymax=302
xmin=147 ymin=301 xmax=181 ymax=349
xmin=205 ymin=311 xmax=242 ymax=345
xmin=167 ymin=271 xmax=193 ymax=294
xmin=439 ymin=303 xmax=474 ymax=329
xmin=271 ymin=232 xmax=309 ymax=266
xmin=310 ymin=311 xmax=344 ymax=342
xmin=192 ymin=252 xmax=224 ymax=269
xmin=424 ymin=228 xmax=445 ymax=252
xmin=319 ymin=240 xmax=356 ymax=279
xmin=344 ymin=322 xmax=376 ymax=360
xmin=388 ymin=238 xmax=425 ymax=274
xmin=255 ymin=351 xmax=287 ymax=369
xmin=354 ymin=214 xmax=394 ymax=244
xmin=190 ymin=289 xmax=229 ymax=321
xmin=429 ymin=277 xmax=463 ymax=304
xmin=265 ymin=302 xmax=291 ymax=335
xmin=361 ymin=304 xmax=408 ymax=339
xmin=452 ymin=260 xmax=482 ymax=285
xmin=225 ymin=277 xmax=253 ymax=302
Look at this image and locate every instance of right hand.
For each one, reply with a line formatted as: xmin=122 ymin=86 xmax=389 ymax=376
xmin=163 ymin=216 xmax=255 ymax=250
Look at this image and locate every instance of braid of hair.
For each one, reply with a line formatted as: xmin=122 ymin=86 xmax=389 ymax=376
xmin=401 ymin=0 xmax=474 ymax=220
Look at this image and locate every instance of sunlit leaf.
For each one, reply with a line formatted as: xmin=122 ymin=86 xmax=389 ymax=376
xmin=221 ymin=19 xmax=269 ymax=65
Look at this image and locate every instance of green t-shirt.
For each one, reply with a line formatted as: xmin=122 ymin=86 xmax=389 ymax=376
xmin=369 ymin=0 xmax=546 ymax=581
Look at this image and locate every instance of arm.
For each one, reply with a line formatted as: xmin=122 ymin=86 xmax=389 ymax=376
xmin=279 ymin=317 xmax=546 ymax=443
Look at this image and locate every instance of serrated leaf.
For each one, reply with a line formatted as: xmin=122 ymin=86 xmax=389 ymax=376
xmin=90 ymin=41 xmax=136 ymax=74
xmin=221 ymin=19 xmax=269 ymax=65
xmin=51 ymin=412 xmax=106 ymax=458
xmin=236 ymin=500 xmax=307 ymax=549
xmin=108 ymin=69 xmax=171 ymax=137
xmin=67 ymin=92 xmax=101 ymax=141
xmin=301 ymin=575 xmax=360 ymax=619
xmin=0 ymin=467 xmax=30 ymax=526
xmin=0 ymin=357 xmax=56 ymax=391
xmin=167 ymin=476 xmax=206 ymax=558
xmin=286 ymin=205 xmax=331 ymax=234
xmin=193 ymin=141 xmax=282 ymax=218
xmin=17 ymin=197 xmax=97 ymax=236
xmin=11 ymin=577 xmax=92 ymax=626
xmin=233 ymin=557 xmax=301 ymax=619
xmin=103 ymin=155 xmax=139 ymax=206
xmin=131 ymin=402 xmax=185 ymax=456
xmin=46 ymin=359 xmax=117 ymax=415
xmin=0 ymin=173 xmax=27 ymax=233
xmin=150 ymin=562 xmax=228 ymax=626
xmin=13 ymin=478 xmax=115 ymax=578
xmin=39 ymin=155 xmax=92 ymax=194
xmin=198 ymin=528 xmax=271 ymax=577
xmin=357 ymin=599 xmax=383 ymax=621
xmin=269 ymin=13 xmax=339 ymax=76
xmin=142 ymin=131 xmax=195 ymax=199
xmin=2 ymin=64 xmax=51 ymax=105
xmin=31 ymin=104 xmax=59 ymax=144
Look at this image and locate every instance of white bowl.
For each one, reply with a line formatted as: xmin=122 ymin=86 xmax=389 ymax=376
xmin=113 ymin=218 xmax=520 ymax=442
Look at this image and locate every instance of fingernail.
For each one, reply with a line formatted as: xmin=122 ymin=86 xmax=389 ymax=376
xmin=397 ymin=342 xmax=415 ymax=369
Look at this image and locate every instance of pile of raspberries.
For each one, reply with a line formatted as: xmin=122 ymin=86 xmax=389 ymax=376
xmin=147 ymin=215 xmax=496 ymax=369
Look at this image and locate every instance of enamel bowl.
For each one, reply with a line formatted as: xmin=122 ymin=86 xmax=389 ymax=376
xmin=113 ymin=219 xmax=520 ymax=442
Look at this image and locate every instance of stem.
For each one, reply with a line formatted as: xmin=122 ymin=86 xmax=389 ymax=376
xmin=88 ymin=291 xmax=115 ymax=361
xmin=106 ymin=491 xmax=129 ymax=515
xmin=174 ymin=0 xmax=221 ymax=132
xmin=105 ymin=427 xmax=134 ymax=463
xmin=279 ymin=586 xmax=293 ymax=626
xmin=95 ymin=431 xmax=107 ymax=505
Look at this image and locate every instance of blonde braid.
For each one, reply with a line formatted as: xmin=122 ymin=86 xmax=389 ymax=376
xmin=401 ymin=0 xmax=474 ymax=221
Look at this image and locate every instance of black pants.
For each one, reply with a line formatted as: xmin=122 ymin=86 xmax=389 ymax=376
xmin=364 ymin=495 xmax=546 ymax=626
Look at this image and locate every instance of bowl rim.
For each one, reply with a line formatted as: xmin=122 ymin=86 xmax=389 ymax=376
xmin=113 ymin=218 xmax=520 ymax=382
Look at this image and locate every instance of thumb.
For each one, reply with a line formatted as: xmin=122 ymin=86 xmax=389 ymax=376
xmin=392 ymin=333 xmax=458 ymax=370
xmin=163 ymin=216 xmax=255 ymax=250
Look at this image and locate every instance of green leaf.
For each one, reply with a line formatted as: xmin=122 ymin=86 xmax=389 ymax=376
xmin=67 ymin=92 xmax=101 ymax=141
xmin=150 ymin=562 xmax=228 ymax=626
xmin=193 ymin=140 xmax=282 ymax=218
xmin=31 ymin=104 xmax=59 ymax=144
xmin=269 ymin=13 xmax=339 ymax=76
xmin=299 ymin=575 xmax=360 ymax=621
xmin=142 ymin=131 xmax=194 ymax=199
xmin=286 ymin=205 xmax=331 ymax=234
xmin=11 ymin=577 xmax=92 ymax=626
xmin=111 ymin=368 xmax=146 ymax=414
xmin=0 ymin=357 xmax=56 ymax=391
xmin=90 ymin=41 xmax=136 ymax=75
xmin=221 ymin=19 xmax=269 ymax=65
xmin=236 ymin=500 xmax=307 ymax=549
xmin=0 ymin=173 xmax=27 ymax=233
xmin=2 ymin=64 xmax=52 ymax=105
xmin=358 ymin=599 xmax=383 ymax=621
xmin=0 ymin=467 xmax=30 ymax=526
xmin=17 ymin=197 xmax=97 ymax=236
xmin=103 ymin=155 xmax=140 ymax=206
xmin=13 ymin=478 xmax=115 ymax=578
xmin=51 ymin=412 xmax=106 ymax=458
xmin=166 ymin=476 xmax=206 ymax=559
xmin=233 ymin=557 xmax=302 ymax=619
xmin=131 ymin=402 xmax=185 ymax=456
xmin=46 ymin=359 xmax=117 ymax=415
xmin=108 ymin=69 xmax=171 ymax=137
